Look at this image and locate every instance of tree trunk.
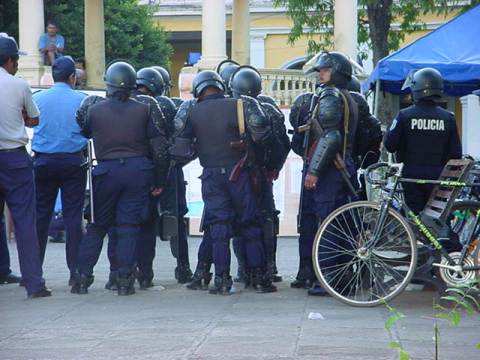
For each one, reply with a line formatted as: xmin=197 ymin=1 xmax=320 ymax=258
xmin=367 ymin=0 xmax=395 ymax=125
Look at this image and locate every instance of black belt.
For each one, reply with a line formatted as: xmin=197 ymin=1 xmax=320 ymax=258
xmin=0 ymin=146 xmax=26 ymax=153
xmin=35 ymin=151 xmax=83 ymax=157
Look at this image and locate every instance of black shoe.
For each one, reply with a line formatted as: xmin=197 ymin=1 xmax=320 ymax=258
xmin=308 ymin=283 xmax=330 ymax=296
xmin=136 ymin=269 xmax=153 ymax=290
xmin=105 ymin=271 xmax=118 ymax=291
xmin=186 ymin=262 xmax=212 ymax=290
xmin=175 ymin=264 xmax=193 ymax=284
xmin=290 ymin=265 xmax=315 ymax=289
xmin=117 ymin=275 xmax=135 ymax=296
xmin=0 ymin=273 xmax=21 ymax=285
xmin=252 ymin=268 xmax=277 ymax=294
xmin=209 ymin=273 xmax=234 ymax=295
xmin=68 ymin=274 xmax=75 ymax=287
xmin=28 ymin=287 xmax=52 ymax=298
xmin=71 ymin=274 xmax=94 ymax=295
xmin=48 ymin=234 xmax=66 ymax=243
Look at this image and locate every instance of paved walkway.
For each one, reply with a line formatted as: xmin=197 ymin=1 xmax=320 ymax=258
xmin=1 ymin=237 xmax=479 ymax=359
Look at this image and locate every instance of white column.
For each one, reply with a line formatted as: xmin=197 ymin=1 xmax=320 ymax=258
xmin=232 ymin=0 xmax=250 ymax=64
xmin=197 ymin=0 xmax=227 ymax=69
xmin=85 ymin=0 xmax=106 ymax=88
xmin=334 ymin=0 xmax=358 ymax=60
xmin=461 ymin=95 xmax=480 ymax=159
xmin=17 ymin=0 xmax=45 ymax=85
xmin=250 ymin=33 xmax=265 ymax=69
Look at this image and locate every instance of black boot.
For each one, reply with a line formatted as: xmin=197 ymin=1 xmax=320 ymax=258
xmin=186 ymin=262 xmax=212 ymax=290
xmin=290 ymin=265 xmax=315 ymax=289
xmin=71 ymin=273 xmax=94 ymax=295
xmin=209 ymin=273 xmax=234 ymax=295
xmin=105 ymin=271 xmax=118 ymax=290
xmin=175 ymin=263 xmax=193 ymax=284
xmin=252 ymin=268 xmax=277 ymax=293
xmin=137 ymin=269 xmax=154 ymax=289
xmin=117 ymin=274 xmax=135 ymax=296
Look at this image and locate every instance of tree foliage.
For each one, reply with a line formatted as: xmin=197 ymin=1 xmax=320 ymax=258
xmin=0 ymin=0 xmax=171 ymax=69
xmin=273 ymin=0 xmax=480 ymax=65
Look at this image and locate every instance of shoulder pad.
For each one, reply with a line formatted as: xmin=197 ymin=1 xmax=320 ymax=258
xmin=290 ymin=92 xmax=314 ymax=129
xmin=76 ymin=95 xmax=105 ymax=132
xmin=170 ymin=97 xmax=184 ymax=109
xmin=241 ymin=95 xmax=268 ymax=128
xmin=319 ymin=86 xmax=341 ymax=99
xmin=239 ymin=94 xmax=258 ymax=106
xmin=155 ymin=96 xmax=178 ymax=134
xmin=292 ymin=92 xmax=313 ymax=109
xmin=261 ymin=102 xmax=283 ymax=121
xmin=257 ymin=94 xmax=280 ymax=110
xmin=174 ymin=99 xmax=197 ymax=134
xmin=133 ymin=94 xmax=158 ymax=107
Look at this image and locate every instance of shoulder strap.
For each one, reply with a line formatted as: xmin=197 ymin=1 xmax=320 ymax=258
xmin=338 ymin=91 xmax=350 ymax=161
xmin=237 ymin=99 xmax=245 ymax=136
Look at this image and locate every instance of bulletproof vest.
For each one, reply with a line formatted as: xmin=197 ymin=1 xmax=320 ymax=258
xmin=396 ymin=101 xmax=455 ymax=166
xmin=88 ymin=98 xmax=150 ymax=160
xmin=189 ymin=97 xmax=244 ymax=168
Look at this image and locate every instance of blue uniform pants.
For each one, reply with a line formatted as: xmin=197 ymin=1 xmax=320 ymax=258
xmin=201 ymin=167 xmax=265 ymax=276
xmin=77 ymin=157 xmax=153 ymax=278
xmin=0 ymin=212 xmax=12 ymax=277
xmin=34 ymin=153 xmax=87 ymax=272
xmin=298 ymin=163 xmax=356 ymax=271
xmin=0 ymin=150 xmax=45 ymax=295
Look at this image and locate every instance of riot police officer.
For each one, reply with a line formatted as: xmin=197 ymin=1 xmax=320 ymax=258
xmin=216 ymin=59 xmax=240 ymax=97
xmin=385 ymin=67 xmax=462 ymax=214
xmin=229 ymin=66 xmax=290 ymax=285
xmin=173 ymin=70 xmax=276 ymax=294
xmin=139 ymin=66 xmax=193 ymax=284
xmin=290 ymin=51 xmax=359 ymax=296
xmin=71 ymin=61 xmax=170 ymax=296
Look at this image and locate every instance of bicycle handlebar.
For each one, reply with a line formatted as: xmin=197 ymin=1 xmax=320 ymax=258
xmin=365 ymin=162 xmax=401 ymax=185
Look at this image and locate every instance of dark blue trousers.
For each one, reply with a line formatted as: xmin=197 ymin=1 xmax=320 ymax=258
xmin=402 ymin=164 xmax=442 ymax=214
xmin=201 ymin=167 xmax=265 ymax=276
xmin=34 ymin=153 xmax=87 ymax=273
xmin=0 ymin=212 xmax=12 ymax=277
xmin=77 ymin=157 xmax=153 ymax=278
xmin=298 ymin=163 xmax=356 ymax=271
xmin=0 ymin=150 xmax=45 ymax=295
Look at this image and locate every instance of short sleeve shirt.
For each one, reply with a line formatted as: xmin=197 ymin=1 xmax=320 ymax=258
xmin=0 ymin=67 xmax=40 ymax=149
xmin=38 ymin=33 xmax=65 ymax=51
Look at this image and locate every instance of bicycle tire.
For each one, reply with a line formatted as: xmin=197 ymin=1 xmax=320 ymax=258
xmin=312 ymin=201 xmax=417 ymax=307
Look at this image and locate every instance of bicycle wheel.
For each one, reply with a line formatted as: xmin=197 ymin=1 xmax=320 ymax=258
xmin=312 ymin=201 xmax=417 ymax=307
xmin=448 ymin=200 xmax=480 ymax=284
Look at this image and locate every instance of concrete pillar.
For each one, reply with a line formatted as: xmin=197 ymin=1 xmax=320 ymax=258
xmin=232 ymin=0 xmax=250 ymax=64
xmin=460 ymin=95 xmax=480 ymax=159
xmin=334 ymin=0 xmax=358 ymax=60
xmin=250 ymin=33 xmax=266 ymax=69
xmin=17 ymin=0 xmax=45 ymax=85
xmin=85 ymin=0 xmax=106 ymax=88
xmin=197 ymin=0 xmax=227 ymax=69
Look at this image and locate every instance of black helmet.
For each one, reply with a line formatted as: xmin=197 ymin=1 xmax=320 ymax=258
xmin=136 ymin=67 xmax=165 ymax=96
xmin=192 ymin=70 xmax=225 ymax=98
xmin=0 ymin=33 xmax=26 ymax=57
xmin=311 ymin=51 xmax=352 ymax=88
xmin=346 ymin=75 xmax=361 ymax=93
xmin=230 ymin=66 xmax=262 ymax=98
xmin=152 ymin=66 xmax=171 ymax=94
xmin=104 ymin=61 xmax=136 ymax=94
xmin=402 ymin=67 xmax=443 ymax=102
xmin=216 ymin=59 xmax=240 ymax=95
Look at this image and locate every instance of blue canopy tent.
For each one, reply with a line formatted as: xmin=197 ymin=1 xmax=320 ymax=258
xmin=364 ymin=5 xmax=480 ymax=97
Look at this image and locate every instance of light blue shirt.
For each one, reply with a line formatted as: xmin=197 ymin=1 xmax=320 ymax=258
xmin=32 ymin=83 xmax=87 ymax=153
xmin=38 ymin=33 xmax=65 ymax=51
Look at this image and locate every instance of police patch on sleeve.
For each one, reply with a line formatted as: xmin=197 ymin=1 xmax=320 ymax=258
xmin=389 ymin=118 xmax=398 ymax=131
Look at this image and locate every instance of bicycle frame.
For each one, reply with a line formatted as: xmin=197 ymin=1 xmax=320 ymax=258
xmin=368 ymin=173 xmax=480 ymax=271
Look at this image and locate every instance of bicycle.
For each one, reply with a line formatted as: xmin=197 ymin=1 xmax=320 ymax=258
xmin=312 ymin=160 xmax=480 ymax=307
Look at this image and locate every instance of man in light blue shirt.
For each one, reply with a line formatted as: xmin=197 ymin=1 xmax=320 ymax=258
xmin=38 ymin=21 xmax=65 ymax=66
xmin=32 ymin=56 xmax=87 ymax=284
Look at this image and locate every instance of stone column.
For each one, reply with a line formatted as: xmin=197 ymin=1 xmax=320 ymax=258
xmin=250 ymin=33 xmax=266 ymax=69
xmin=197 ymin=0 xmax=227 ymax=69
xmin=334 ymin=0 xmax=358 ymax=60
xmin=85 ymin=0 xmax=106 ymax=88
xmin=17 ymin=0 xmax=45 ymax=85
xmin=461 ymin=95 xmax=480 ymax=158
xmin=232 ymin=0 xmax=250 ymax=64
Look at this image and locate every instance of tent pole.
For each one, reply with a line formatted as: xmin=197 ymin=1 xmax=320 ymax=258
xmin=374 ymin=80 xmax=380 ymax=117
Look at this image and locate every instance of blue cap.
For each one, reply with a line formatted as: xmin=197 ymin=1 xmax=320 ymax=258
xmin=0 ymin=33 xmax=26 ymax=57
xmin=52 ymin=56 xmax=76 ymax=79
